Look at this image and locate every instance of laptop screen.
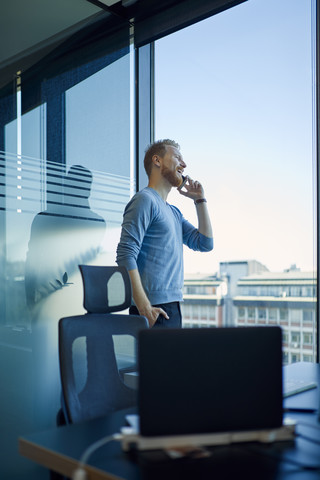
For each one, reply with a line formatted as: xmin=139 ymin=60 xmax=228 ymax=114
xmin=138 ymin=326 xmax=283 ymax=437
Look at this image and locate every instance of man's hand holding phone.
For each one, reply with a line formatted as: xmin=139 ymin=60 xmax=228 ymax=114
xmin=177 ymin=175 xmax=205 ymax=201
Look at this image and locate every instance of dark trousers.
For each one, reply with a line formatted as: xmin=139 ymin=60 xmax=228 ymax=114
xmin=129 ymin=302 xmax=182 ymax=328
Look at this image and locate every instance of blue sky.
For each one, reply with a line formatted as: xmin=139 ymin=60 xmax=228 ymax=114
xmin=155 ymin=0 xmax=314 ymax=274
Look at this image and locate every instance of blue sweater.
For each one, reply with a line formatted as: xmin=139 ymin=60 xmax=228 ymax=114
xmin=116 ymin=187 xmax=213 ymax=305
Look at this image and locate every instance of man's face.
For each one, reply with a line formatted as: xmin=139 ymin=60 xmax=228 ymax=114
xmin=160 ymin=146 xmax=186 ymax=187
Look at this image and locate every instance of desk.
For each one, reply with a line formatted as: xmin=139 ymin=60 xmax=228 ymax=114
xmin=19 ymin=363 xmax=320 ymax=480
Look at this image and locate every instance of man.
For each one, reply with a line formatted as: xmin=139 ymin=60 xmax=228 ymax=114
xmin=116 ymin=139 xmax=213 ymax=328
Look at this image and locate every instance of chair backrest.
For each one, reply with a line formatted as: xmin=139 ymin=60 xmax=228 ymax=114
xmin=59 ymin=313 xmax=148 ymax=423
xmin=58 ymin=265 xmax=148 ymax=424
xmin=79 ymin=264 xmax=132 ymax=314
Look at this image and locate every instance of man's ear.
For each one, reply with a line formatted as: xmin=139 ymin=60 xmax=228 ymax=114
xmin=152 ymin=155 xmax=161 ymax=168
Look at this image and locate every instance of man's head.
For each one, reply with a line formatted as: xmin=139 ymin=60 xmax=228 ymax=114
xmin=144 ymin=139 xmax=180 ymax=177
xmin=65 ymin=165 xmax=92 ymax=199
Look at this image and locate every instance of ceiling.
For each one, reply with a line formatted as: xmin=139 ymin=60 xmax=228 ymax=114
xmin=0 ymin=0 xmax=104 ymax=70
xmin=0 ymin=0 xmax=244 ymax=89
xmin=0 ymin=0 xmax=181 ymax=70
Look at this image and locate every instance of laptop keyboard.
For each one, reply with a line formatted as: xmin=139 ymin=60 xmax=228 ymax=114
xmin=283 ymin=378 xmax=317 ymax=397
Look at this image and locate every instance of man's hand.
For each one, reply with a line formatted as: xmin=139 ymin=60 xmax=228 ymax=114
xmin=127 ymin=269 xmax=169 ymax=327
xmin=178 ymin=176 xmax=205 ymax=201
xmin=139 ymin=304 xmax=169 ymax=328
xmin=178 ymin=176 xmax=213 ymax=239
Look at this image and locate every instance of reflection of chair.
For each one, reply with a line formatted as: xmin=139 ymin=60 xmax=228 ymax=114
xmin=58 ymin=265 xmax=148 ymax=424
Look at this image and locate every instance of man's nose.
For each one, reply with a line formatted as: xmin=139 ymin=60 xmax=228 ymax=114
xmin=180 ymin=160 xmax=187 ymax=168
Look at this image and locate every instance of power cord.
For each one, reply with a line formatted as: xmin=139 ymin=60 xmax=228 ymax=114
xmin=72 ymin=432 xmax=123 ymax=480
xmin=72 ymin=422 xmax=320 ymax=478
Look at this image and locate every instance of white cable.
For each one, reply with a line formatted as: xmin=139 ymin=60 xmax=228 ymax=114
xmin=73 ymin=469 xmax=87 ymax=480
xmin=72 ymin=432 xmax=123 ymax=480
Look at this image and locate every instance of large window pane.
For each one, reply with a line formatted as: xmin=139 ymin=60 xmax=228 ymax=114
xmin=66 ymin=54 xmax=133 ymax=265
xmin=155 ymin=0 xmax=316 ymax=362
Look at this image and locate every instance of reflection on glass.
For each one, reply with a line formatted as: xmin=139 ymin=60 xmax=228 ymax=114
xmin=65 ymin=53 xmax=133 ymax=265
xmin=25 ymin=164 xmax=106 ymax=310
xmin=0 ymin=39 xmax=133 ymax=479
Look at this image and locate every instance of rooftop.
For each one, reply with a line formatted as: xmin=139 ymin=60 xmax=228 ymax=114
xmin=238 ymin=271 xmax=316 ymax=285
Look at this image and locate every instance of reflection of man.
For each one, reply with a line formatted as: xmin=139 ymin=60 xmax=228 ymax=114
xmin=25 ymin=165 xmax=106 ymax=428
xmin=25 ymin=165 xmax=106 ymax=309
xmin=116 ymin=139 xmax=213 ymax=328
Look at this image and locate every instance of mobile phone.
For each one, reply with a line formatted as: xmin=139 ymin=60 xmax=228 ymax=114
xmin=177 ymin=175 xmax=188 ymax=190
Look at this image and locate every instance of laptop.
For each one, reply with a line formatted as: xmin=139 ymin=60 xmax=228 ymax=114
xmin=121 ymin=326 xmax=295 ymax=451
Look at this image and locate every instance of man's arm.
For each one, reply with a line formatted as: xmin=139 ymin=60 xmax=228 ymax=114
xmin=195 ymin=199 xmax=213 ymax=238
xmin=128 ymin=268 xmax=169 ymax=327
xmin=116 ymin=193 xmax=169 ymax=327
xmin=179 ymin=176 xmax=213 ymax=238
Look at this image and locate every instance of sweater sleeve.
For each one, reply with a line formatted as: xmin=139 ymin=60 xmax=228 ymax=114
xmin=116 ymin=193 xmax=154 ymax=271
xmin=181 ymin=215 xmax=214 ymax=252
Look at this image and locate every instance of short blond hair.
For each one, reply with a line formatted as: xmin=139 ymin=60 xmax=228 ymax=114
xmin=144 ymin=139 xmax=180 ymax=177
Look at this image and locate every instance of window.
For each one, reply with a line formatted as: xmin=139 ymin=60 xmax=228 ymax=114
xmin=291 ymin=332 xmax=301 ymax=345
xmin=290 ymin=309 xmax=301 ymax=323
xmin=238 ymin=307 xmax=245 ymax=318
xmin=302 ymin=286 xmax=314 ymax=297
xmin=303 ymin=333 xmax=313 ymax=345
xmin=268 ymin=308 xmax=277 ymax=321
xmin=303 ymin=310 xmax=314 ymax=322
xmin=209 ymin=307 xmax=216 ymax=321
xmin=291 ymin=354 xmax=301 ymax=363
xmin=290 ymin=287 xmax=301 ymax=297
xmin=182 ymin=304 xmax=190 ymax=319
xmin=201 ymin=305 xmax=208 ymax=320
xmin=260 ymin=287 xmax=268 ymax=296
xmin=269 ymin=287 xmax=278 ymax=296
xmin=303 ymin=354 xmax=313 ymax=362
xmin=258 ymin=308 xmax=266 ymax=320
xmin=240 ymin=286 xmax=249 ymax=295
xmin=155 ymin=0 xmax=316 ymax=364
xmin=192 ymin=305 xmax=200 ymax=318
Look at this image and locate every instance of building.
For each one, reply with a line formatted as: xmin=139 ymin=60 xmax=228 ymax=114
xmin=233 ymin=269 xmax=317 ymax=364
xmin=182 ymin=263 xmax=317 ymax=365
xmin=182 ymin=260 xmax=268 ymax=328
xmin=219 ymin=260 xmax=269 ymax=326
xmin=182 ymin=274 xmax=225 ymax=327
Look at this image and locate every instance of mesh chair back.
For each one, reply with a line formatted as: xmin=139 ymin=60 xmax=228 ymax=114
xmin=59 ymin=314 xmax=148 ymax=423
xmin=58 ymin=265 xmax=148 ymax=424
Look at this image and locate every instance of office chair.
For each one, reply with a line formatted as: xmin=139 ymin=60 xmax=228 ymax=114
xmin=58 ymin=265 xmax=148 ymax=424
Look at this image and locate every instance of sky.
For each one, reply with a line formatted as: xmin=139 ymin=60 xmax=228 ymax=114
xmin=155 ymin=0 xmax=315 ymax=275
